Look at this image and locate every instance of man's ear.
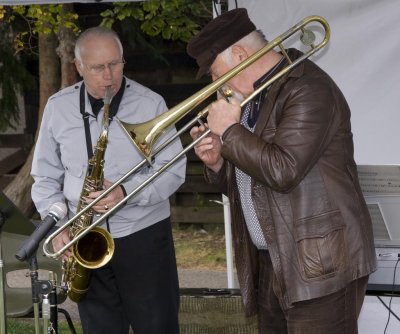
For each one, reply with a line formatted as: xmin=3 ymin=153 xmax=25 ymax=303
xmin=231 ymin=45 xmax=248 ymax=63
xmin=75 ymin=59 xmax=83 ymax=77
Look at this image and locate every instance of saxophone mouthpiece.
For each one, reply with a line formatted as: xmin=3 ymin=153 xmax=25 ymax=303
xmin=103 ymin=86 xmax=112 ymax=105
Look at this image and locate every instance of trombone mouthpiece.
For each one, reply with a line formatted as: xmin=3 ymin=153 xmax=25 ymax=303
xmin=218 ymin=87 xmax=233 ymax=102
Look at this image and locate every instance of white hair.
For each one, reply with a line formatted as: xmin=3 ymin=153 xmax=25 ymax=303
xmin=74 ymin=26 xmax=123 ymax=63
xmin=219 ymin=30 xmax=267 ymax=66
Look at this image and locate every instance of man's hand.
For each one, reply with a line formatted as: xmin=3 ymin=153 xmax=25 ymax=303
xmin=52 ymin=228 xmax=72 ymax=260
xmin=190 ymin=124 xmax=224 ymax=173
xmin=207 ymin=98 xmax=241 ymax=136
xmin=84 ymin=179 xmax=125 ymax=213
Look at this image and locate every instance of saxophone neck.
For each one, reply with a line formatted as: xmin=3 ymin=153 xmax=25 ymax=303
xmin=102 ymin=86 xmax=112 ymax=128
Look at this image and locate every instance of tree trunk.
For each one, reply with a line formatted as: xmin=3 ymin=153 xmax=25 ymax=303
xmin=57 ymin=3 xmax=78 ymax=88
xmin=4 ymin=29 xmax=60 ymax=217
xmin=38 ymin=32 xmax=60 ymax=129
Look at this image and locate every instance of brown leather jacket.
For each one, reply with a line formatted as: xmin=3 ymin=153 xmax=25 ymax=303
xmin=205 ymin=49 xmax=377 ymax=316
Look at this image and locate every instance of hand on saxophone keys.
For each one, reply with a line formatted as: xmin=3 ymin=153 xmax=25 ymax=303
xmin=83 ymin=178 xmax=125 ymax=213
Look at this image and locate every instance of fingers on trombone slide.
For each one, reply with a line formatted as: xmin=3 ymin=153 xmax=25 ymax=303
xmin=194 ymin=121 xmax=211 ymax=139
xmin=197 ymin=118 xmax=206 ymax=129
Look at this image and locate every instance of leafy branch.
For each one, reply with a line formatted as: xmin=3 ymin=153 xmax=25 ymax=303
xmin=1 ymin=4 xmax=80 ymax=54
xmin=101 ymin=0 xmax=212 ymax=42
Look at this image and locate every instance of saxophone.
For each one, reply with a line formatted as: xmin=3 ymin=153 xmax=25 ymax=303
xmin=61 ymin=86 xmax=115 ymax=303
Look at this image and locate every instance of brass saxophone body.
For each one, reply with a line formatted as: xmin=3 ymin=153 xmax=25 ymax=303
xmin=61 ymin=86 xmax=115 ymax=303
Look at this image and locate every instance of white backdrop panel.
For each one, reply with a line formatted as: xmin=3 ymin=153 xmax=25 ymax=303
xmin=231 ymin=0 xmax=400 ymax=165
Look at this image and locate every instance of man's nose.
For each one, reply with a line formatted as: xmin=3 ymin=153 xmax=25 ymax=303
xmin=102 ymin=65 xmax=113 ymax=79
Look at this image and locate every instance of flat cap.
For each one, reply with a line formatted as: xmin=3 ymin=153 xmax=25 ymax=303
xmin=187 ymin=8 xmax=256 ymax=78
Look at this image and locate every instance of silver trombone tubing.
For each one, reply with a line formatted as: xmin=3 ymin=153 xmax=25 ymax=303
xmin=43 ymin=15 xmax=329 ymax=259
xmin=42 ymin=119 xmax=197 ymax=259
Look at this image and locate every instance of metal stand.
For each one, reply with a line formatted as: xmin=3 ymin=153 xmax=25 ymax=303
xmin=23 ymin=235 xmax=76 ymax=334
xmin=27 ymin=254 xmax=54 ymax=334
xmin=0 ymin=211 xmax=8 ymax=334
xmin=26 ymin=254 xmax=76 ymax=334
xmin=58 ymin=308 xmax=77 ymax=334
xmin=48 ymin=272 xmax=58 ymax=334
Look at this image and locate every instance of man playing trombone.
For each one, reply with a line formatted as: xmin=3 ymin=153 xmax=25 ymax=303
xmin=188 ymin=8 xmax=376 ymax=334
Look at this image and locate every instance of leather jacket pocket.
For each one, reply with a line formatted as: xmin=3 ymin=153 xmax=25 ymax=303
xmin=294 ymin=210 xmax=347 ymax=280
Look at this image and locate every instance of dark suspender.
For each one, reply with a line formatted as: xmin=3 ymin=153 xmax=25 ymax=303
xmin=79 ymin=83 xmax=94 ymax=159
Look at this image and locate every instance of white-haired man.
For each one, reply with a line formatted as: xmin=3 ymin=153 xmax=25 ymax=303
xmin=32 ymin=26 xmax=186 ymax=334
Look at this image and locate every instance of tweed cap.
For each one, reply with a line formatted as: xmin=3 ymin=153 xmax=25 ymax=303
xmin=187 ymin=8 xmax=256 ymax=78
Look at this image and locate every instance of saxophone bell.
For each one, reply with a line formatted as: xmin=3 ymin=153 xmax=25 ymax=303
xmin=73 ymin=226 xmax=114 ymax=269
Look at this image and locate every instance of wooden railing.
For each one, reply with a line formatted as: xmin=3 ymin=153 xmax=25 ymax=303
xmin=170 ymin=134 xmax=224 ymax=225
xmin=0 ymin=134 xmax=33 ymax=189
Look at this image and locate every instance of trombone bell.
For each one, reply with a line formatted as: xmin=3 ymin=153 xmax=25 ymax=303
xmin=117 ymin=119 xmax=156 ymax=159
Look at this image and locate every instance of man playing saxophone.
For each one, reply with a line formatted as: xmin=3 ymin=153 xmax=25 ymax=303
xmin=31 ymin=26 xmax=185 ymax=334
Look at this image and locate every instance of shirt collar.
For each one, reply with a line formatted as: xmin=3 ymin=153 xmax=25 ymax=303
xmin=253 ymin=56 xmax=287 ymax=90
xmin=87 ymin=94 xmax=104 ymax=117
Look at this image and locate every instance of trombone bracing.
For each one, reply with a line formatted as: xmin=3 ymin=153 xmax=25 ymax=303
xmin=43 ymin=15 xmax=330 ymax=260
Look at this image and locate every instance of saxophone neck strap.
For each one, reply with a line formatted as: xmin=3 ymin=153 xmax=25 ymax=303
xmin=79 ymin=77 xmax=126 ymax=159
xmin=79 ymin=83 xmax=93 ymax=159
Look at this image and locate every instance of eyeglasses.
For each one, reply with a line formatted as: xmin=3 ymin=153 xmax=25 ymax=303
xmin=81 ymin=59 xmax=126 ymax=74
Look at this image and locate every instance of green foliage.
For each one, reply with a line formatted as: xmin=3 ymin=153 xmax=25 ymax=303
xmin=0 ymin=4 xmax=77 ymax=131
xmin=7 ymin=319 xmax=83 ymax=334
xmin=0 ymin=25 xmax=35 ymax=131
xmin=1 ymin=4 xmax=79 ymax=54
xmin=7 ymin=319 xmax=34 ymax=334
xmin=101 ymin=0 xmax=212 ymax=42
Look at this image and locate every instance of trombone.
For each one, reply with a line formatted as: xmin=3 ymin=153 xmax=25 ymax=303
xmin=43 ymin=15 xmax=330 ymax=260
